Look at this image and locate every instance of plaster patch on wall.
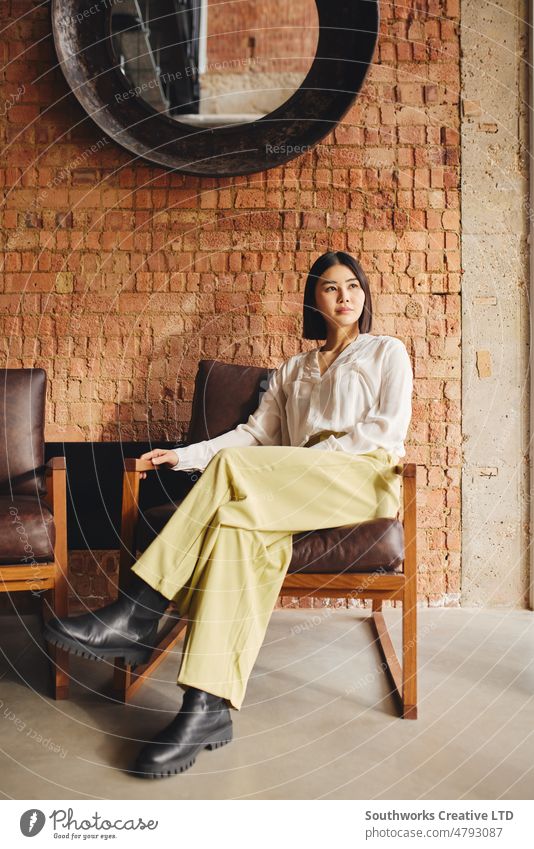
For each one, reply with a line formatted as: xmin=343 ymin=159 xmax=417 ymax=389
xmin=55 ymin=272 xmax=73 ymax=294
xmin=461 ymin=0 xmax=530 ymax=608
xmin=476 ymin=350 xmax=492 ymax=378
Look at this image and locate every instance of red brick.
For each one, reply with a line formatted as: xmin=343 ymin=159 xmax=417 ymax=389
xmin=0 ymin=2 xmax=462 ymax=610
xmin=363 ymin=231 xmax=397 ymax=250
xmin=442 ymin=210 xmax=460 ymax=230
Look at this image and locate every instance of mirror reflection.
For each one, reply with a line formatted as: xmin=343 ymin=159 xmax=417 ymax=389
xmin=111 ymin=0 xmax=320 ymax=127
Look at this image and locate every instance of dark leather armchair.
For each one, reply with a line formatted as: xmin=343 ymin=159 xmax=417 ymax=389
xmin=115 ymin=360 xmax=418 ymax=718
xmin=0 ymin=369 xmax=69 ymax=699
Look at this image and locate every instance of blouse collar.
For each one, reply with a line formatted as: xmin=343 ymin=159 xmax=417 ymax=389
xmin=303 ymin=333 xmax=370 ymax=379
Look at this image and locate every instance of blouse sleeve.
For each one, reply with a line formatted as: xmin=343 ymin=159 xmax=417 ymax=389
xmin=171 ymin=362 xmax=286 ymax=472
xmin=307 ymin=338 xmax=413 ymax=458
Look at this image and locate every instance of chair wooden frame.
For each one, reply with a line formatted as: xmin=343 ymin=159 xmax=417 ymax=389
xmin=0 ymin=457 xmax=70 ymax=699
xmin=113 ymin=458 xmax=418 ymax=719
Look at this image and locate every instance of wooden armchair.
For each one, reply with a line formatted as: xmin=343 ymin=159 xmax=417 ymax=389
xmin=0 ymin=369 xmax=69 ymax=699
xmin=115 ymin=360 xmax=418 ymax=719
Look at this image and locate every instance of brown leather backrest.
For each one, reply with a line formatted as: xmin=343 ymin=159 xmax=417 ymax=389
xmin=186 ymin=360 xmax=269 ymax=444
xmin=0 ymin=369 xmax=47 ymax=496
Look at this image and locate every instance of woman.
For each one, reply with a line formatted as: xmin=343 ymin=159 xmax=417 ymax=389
xmin=44 ymin=250 xmax=413 ymax=780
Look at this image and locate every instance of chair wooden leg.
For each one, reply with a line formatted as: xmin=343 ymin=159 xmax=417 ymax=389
xmin=402 ymin=574 xmax=417 ymax=719
xmin=45 ymin=458 xmax=70 ymax=699
xmin=47 ymin=644 xmax=71 ymax=700
xmin=372 ymin=606 xmax=402 ymax=709
xmin=371 ymin=587 xmax=417 ymax=719
xmin=112 ymin=616 xmax=187 ymax=702
xmin=401 ymin=461 xmax=418 ymax=719
xmin=41 ymin=590 xmax=69 ymax=699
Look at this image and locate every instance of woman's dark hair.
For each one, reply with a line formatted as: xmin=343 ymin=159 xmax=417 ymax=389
xmin=302 ymin=251 xmax=373 ymax=339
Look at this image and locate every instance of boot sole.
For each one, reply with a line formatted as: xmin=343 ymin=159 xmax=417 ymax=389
xmin=132 ymin=724 xmax=234 ymax=779
xmin=43 ymin=626 xmax=154 ymax=667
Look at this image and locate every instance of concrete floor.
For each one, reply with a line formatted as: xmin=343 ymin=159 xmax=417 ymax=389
xmin=0 ymin=607 xmax=533 ymax=800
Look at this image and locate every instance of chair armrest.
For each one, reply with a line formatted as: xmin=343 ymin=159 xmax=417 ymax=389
xmin=43 ymin=456 xmax=67 ymax=523
xmin=43 ymin=456 xmax=68 ymax=612
xmin=398 ymin=463 xmax=417 ymax=580
xmin=392 ymin=464 xmax=416 ymax=519
xmin=118 ymin=445 xmax=187 ymax=585
xmin=46 ymin=456 xmax=66 ymax=473
xmin=394 ymin=462 xmax=417 ymax=519
xmin=123 ymin=442 xmax=186 ymax=473
xmin=123 ymin=458 xmax=158 ymax=473
xmin=393 ymin=462 xmax=416 ymax=478
xmin=118 ymin=461 xmax=146 ymax=585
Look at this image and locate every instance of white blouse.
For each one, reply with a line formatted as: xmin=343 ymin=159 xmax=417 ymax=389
xmin=172 ymin=333 xmax=413 ymax=472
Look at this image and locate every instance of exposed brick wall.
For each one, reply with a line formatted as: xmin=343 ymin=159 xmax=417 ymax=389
xmin=207 ymin=0 xmax=319 ymax=72
xmin=0 ymin=0 xmax=461 ymax=611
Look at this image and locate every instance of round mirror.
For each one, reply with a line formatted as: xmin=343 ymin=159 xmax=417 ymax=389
xmin=52 ymin=0 xmax=379 ymax=176
xmin=110 ymin=0 xmax=320 ymax=128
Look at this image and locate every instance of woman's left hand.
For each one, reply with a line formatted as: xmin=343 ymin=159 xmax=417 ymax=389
xmin=138 ymin=448 xmax=179 ymax=479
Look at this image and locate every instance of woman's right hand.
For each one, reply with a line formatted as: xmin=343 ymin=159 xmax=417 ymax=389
xmin=139 ymin=448 xmax=179 ymax=480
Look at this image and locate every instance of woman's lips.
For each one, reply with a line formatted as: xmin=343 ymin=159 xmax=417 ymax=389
xmin=336 ymin=308 xmax=352 ymax=313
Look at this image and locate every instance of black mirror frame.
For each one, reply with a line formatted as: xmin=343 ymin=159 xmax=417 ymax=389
xmin=51 ymin=0 xmax=379 ymax=177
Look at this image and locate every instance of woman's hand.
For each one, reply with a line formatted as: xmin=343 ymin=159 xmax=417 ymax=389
xmin=139 ymin=448 xmax=179 ymax=480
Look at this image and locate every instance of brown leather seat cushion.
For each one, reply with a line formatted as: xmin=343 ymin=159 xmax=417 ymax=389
xmin=136 ymin=502 xmax=404 ymax=574
xmin=0 ymin=496 xmax=55 ymax=565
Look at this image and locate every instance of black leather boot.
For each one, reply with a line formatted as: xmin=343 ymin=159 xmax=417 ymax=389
xmin=132 ymin=687 xmax=233 ymax=779
xmin=43 ymin=574 xmax=171 ymax=665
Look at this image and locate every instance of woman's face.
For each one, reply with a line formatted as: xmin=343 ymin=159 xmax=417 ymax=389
xmin=313 ymin=264 xmax=366 ymax=333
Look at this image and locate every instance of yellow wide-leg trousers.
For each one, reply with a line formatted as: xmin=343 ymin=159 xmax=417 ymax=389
xmin=131 ymin=444 xmax=401 ymax=711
